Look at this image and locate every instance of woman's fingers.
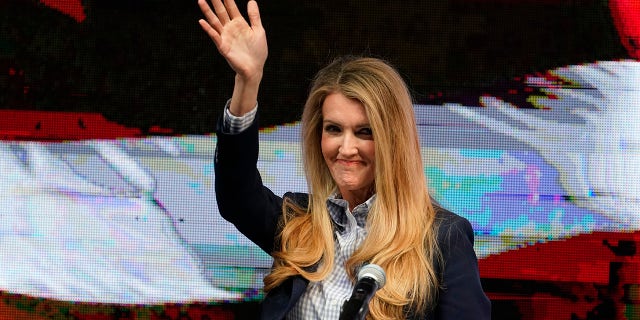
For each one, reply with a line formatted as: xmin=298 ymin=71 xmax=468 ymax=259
xmin=210 ymin=0 xmax=231 ymax=24
xmin=247 ymin=0 xmax=262 ymax=29
xmin=198 ymin=18 xmax=222 ymax=46
xmin=197 ymin=0 xmax=267 ymax=77
xmin=222 ymin=0 xmax=242 ymax=21
xmin=198 ymin=0 xmax=252 ymax=36
xmin=198 ymin=0 xmax=220 ymax=30
xmin=197 ymin=1 xmax=219 ymax=43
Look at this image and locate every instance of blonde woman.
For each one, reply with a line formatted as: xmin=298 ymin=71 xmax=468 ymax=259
xmin=198 ymin=0 xmax=490 ymax=319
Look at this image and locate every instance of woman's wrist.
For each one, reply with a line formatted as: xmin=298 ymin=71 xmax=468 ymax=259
xmin=229 ymin=72 xmax=262 ymax=116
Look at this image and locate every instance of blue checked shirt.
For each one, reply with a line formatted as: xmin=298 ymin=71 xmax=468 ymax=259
xmin=222 ymin=102 xmax=375 ymax=319
xmin=286 ymin=195 xmax=374 ymax=319
xmin=221 ymin=100 xmax=259 ymax=134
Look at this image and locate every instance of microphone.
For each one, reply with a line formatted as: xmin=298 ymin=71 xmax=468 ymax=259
xmin=339 ymin=264 xmax=386 ymax=320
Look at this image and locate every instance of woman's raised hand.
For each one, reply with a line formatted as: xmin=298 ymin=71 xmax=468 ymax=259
xmin=198 ymin=0 xmax=267 ymax=82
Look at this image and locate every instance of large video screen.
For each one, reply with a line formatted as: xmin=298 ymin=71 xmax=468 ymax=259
xmin=1 ymin=0 xmax=639 ymax=319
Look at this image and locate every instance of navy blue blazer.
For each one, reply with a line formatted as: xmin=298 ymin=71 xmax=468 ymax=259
xmin=214 ymin=117 xmax=491 ymax=319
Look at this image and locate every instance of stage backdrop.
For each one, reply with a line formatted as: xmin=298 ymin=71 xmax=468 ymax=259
xmin=1 ymin=0 xmax=639 ymax=319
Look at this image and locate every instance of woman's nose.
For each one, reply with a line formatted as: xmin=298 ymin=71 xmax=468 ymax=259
xmin=338 ymin=133 xmax=358 ymax=155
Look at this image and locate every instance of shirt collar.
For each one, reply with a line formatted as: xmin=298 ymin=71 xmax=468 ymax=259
xmin=327 ymin=193 xmax=376 ymax=231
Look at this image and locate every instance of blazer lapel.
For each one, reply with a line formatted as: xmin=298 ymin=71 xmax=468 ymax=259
xmin=260 ymin=275 xmax=309 ymax=320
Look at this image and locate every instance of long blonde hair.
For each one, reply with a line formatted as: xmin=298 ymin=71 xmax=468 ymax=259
xmin=264 ymin=56 xmax=441 ymax=319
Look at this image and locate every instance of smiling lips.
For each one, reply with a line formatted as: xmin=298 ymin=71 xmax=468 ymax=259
xmin=336 ymin=159 xmax=365 ymax=166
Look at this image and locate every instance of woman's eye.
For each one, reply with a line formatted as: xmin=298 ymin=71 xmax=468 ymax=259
xmin=324 ymin=125 xmax=340 ymax=133
xmin=358 ymin=128 xmax=373 ymax=136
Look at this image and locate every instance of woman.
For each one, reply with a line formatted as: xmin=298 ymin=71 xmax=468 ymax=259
xmin=198 ymin=0 xmax=490 ymax=318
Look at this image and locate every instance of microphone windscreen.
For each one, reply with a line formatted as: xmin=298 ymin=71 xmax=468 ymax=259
xmin=357 ymin=264 xmax=386 ymax=289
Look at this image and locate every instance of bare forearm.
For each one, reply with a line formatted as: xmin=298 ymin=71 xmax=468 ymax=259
xmin=229 ymin=72 xmax=262 ymax=116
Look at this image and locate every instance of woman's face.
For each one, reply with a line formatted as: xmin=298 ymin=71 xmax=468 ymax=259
xmin=321 ymin=92 xmax=376 ymax=203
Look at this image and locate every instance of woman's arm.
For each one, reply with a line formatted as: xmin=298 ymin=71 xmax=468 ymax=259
xmin=198 ymin=0 xmax=267 ymax=116
xmin=199 ymin=0 xmax=279 ymax=253
xmin=214 ymin=116 xmax=283 ymax=254
xmin=434 ymin=209 xmax=491 ymax=319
